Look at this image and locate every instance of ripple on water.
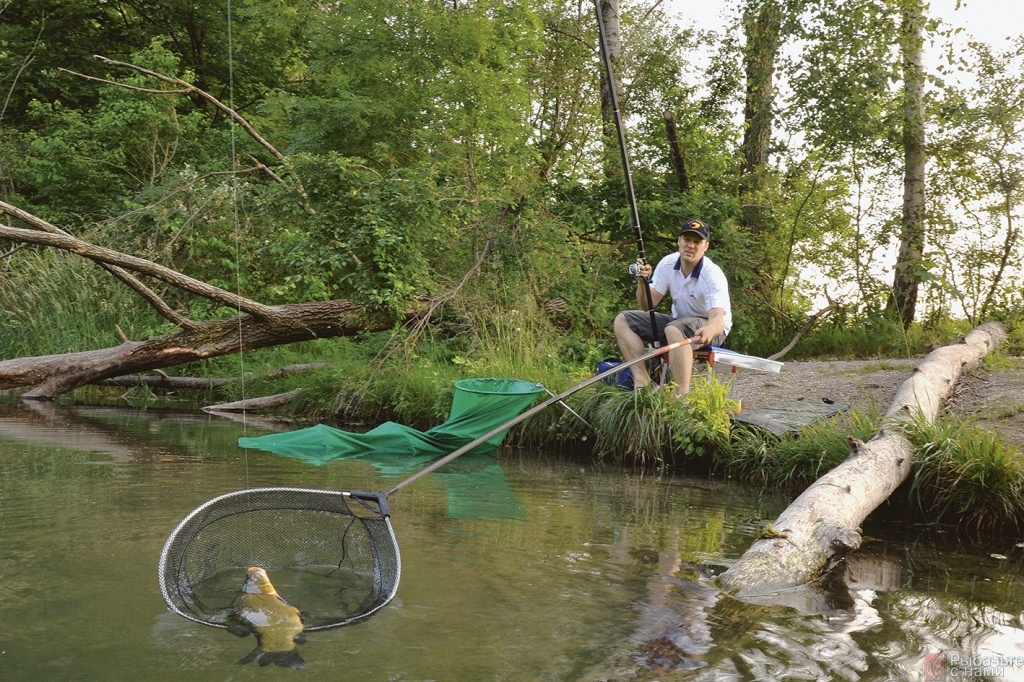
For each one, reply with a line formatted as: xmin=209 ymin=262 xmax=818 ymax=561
xmin=3 ymin=406 xmax=1024 ymax=681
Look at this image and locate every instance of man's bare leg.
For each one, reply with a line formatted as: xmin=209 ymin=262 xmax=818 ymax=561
xmin=664 ymin=325 xmax=693 ymax=396
xmin=614 ymin=313 xmax=651 ymax=388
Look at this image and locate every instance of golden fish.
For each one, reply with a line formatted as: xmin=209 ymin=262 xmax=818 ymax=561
xmin=227 ymin=566 xmax=306 ymax=669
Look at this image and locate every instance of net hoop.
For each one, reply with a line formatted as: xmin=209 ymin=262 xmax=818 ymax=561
xmin=158 ymin=487 xmax=401 ymax=631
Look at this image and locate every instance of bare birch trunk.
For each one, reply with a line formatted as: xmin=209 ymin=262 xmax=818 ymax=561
xmin=718 ymin=322 xmax=1006 ymax=596
xmin=598 ymin=0 xmax=623 ymax=178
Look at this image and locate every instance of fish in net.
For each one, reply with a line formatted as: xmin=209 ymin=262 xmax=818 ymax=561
xmin=159 ymin=488 xmax=399 ymax=630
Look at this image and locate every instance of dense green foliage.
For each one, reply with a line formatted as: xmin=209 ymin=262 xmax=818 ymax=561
xmin=1 ymin=1 xmax=1022 ymax=381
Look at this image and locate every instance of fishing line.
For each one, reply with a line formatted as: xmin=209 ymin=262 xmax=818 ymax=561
xmin=225 ymin=0 xmax=250 ymax=480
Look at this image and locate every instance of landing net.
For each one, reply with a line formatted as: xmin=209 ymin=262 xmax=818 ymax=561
xmin=158 ymin=488 xmax=399 ymax=630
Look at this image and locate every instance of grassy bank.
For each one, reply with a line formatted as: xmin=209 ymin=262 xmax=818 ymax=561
xmin=4 ymin=281 xmax=1023 ymax=534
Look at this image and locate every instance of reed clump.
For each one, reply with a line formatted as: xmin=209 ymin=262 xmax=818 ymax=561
xmin=572 ymin=370 xmax=739 ymax=469
xmin=723 ymin=408 xmax=880 ymax=489
xmin=574 ymin=385 xmax=688 ymax=468
xmin=898 ymin=413 xmax=1024 ymax=532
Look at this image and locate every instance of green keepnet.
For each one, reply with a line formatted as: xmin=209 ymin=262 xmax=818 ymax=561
xmin=237 ymin=378 xmax=545 ymax=465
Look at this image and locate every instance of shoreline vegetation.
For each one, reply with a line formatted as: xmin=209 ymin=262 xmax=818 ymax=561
xmin=2 ymin=3 xmax=1024 ymax=545
xmin=7 ymin=316 xmax=1022 ymax=539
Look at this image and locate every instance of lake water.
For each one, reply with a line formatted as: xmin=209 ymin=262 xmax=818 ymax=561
xmin=2 ymin=400 xmax=1024 ymax=681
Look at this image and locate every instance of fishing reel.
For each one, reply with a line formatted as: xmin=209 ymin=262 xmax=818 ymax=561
xmin=628 ymin=262 xmax=645 ymax=280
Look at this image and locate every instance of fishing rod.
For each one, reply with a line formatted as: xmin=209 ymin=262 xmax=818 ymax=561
xmin=593 ymin=0 xmax=658 ymax=342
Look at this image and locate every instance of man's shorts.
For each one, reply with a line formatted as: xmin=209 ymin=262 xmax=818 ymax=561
xmin=621 ymin=310 xmax=727 ymax=347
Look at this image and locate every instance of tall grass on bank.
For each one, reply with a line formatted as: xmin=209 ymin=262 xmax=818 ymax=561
xmin=899 ymin=413 xmax=1024 ymax=532
xmin=722 ymin=408 xmax=881 ymax=489
xmin=573 ymin=371 xmax=739 ymax=468
xmin=0 ymin=250 xmax=165 ymax=357
xmin=574 ymin=386 xmax=687 ymax=468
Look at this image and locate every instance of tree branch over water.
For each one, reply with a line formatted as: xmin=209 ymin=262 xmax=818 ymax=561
xmin=0 ymin=200 xmax=413 ymax=400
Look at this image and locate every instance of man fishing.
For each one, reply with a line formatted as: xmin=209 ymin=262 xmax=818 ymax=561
xmin=612 ymin=218 xmax=732 ymax=396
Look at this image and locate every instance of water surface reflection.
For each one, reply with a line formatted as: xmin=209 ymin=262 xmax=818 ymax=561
xmin=1 ymin=402 xmax=1023 ymax=680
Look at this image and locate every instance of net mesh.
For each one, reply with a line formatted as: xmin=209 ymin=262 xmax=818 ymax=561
xmin=235 ymin=378 xmax=545 ymax=464
xmin=158 ymin=488 xmax=400 ymax=630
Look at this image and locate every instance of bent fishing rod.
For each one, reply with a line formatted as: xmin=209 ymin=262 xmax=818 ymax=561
xmin=594 ymin=0 xmax=658 ymax=342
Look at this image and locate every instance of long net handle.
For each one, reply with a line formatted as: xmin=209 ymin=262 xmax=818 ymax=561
xmin=385 ymin=339 xmax=689 ymax=497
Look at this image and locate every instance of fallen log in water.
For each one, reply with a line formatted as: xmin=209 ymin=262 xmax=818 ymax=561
xmin=98 ymin=364 xmax=328 ymax=391
xmin=717 ymin=322 xmax=1007 ymax=597
xmin=202 ymin=389 xmax=303 ymax=413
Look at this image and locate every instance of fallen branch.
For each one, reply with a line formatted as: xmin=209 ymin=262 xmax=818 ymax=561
xmin=768 ymin=293 xmax=836 ymax=362
xmin=101 ymin=375 xmax=231 ymax=390
xmin=718 ymin=322 xmax=1006 ymax=597
xmin=97 ymin=363 xmax=329 ymax=391
xmin=202 ymin=389 xmax=303 ymax=413
xmin=0 ymin=300 xmax=405 ymax=400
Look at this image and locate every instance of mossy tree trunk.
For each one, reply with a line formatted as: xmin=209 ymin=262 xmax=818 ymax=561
xmin=0 ymin=299 xmax=405 ymax=400
xmin=887 ymin=0 xmax=928 ymax=328
xmin=718 ymin=322 xmax=1007 ymax=597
